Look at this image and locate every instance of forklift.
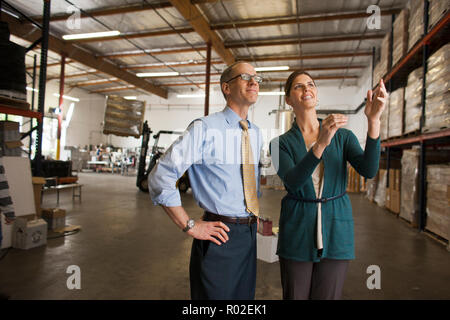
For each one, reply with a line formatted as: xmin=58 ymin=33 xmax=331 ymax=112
xmin=136 ymin=121 xmax=190 ymax=193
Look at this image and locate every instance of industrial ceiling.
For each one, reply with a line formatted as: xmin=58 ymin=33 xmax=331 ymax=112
xmin=2 ymin=0 xmax=408 ymax=99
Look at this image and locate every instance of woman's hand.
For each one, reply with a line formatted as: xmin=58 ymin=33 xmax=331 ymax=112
xmin=313 ymin=114 xmax=348 ymax=158
xmin=365 ymin=79 xmax=388 ymax=123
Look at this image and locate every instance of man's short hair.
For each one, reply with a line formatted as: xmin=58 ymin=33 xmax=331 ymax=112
xmin=220 ymin=61 xmax=250 ymax=99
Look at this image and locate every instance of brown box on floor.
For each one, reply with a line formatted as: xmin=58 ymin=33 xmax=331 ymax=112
xmin=41 ymin=208 xmax=66 ymax=231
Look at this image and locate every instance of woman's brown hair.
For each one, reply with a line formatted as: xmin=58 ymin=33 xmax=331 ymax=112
xmin=284 ymin=70 xmax=315 ymax=97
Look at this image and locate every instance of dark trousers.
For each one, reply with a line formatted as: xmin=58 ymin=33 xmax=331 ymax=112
xmin=279 ymin=257 xmax=349 ymax=300
xmin=189 ymin=220 xmax=257 ymax=300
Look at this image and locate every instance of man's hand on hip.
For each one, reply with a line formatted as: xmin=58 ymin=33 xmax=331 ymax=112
xmin=188 ymin=220 xmax=230 ymax=246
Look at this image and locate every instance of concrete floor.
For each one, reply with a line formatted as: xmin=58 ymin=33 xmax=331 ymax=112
xmin=0 ymin=172 xmax=449 ymax=300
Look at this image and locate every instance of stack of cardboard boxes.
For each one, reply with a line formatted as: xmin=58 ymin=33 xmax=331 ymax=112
xmin=386 ymin=169 xmax=401 ymax=214
xmin=428 ymin=0 xmax=450 ymax=31
xmin=426 ymin=164 xmax=450 ymax=242
xmin=388 ymin=88 xmax=405 ymax=138
xmin=393 ymin=8 xmax=409 ymax=66
xmin=408 ymin=0 xmax=425 ymax=51
xmin=373 ymin=33 xmax=392 ymax=86
xmin=424 ymin=43 xmax=450 ymax=132
xmin=404 ymin=67 xmax=423 ymax=134
xmin=0 ymin=121 xmax=22 ymax=157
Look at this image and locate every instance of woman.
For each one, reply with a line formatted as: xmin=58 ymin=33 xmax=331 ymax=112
xmin=270 ymin=70 xmax=388 ymax=300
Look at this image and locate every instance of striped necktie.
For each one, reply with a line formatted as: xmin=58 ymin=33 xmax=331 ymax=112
xmin=239 ymin=120 xmax=259 ymax=216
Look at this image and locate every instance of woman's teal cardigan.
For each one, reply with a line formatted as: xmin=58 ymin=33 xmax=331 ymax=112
xmin=270 ymin=120 xmax=380 ymax=262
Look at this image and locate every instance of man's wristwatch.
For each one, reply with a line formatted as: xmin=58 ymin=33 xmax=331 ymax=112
xmin=183 ymin=219 xmax=195 ymax=232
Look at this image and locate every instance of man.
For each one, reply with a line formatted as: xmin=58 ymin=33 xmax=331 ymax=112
xmin=148 ymin=61 xmax=263 ymax=300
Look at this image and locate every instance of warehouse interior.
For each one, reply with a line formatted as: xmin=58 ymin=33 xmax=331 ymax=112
xmin=0 ymin=0 xmax=449 ymax=300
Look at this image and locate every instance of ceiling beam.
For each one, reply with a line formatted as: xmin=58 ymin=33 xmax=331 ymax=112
xmin=211 ymin=8 xmax=401 ymax=30
xmin=100 ymin=33 xmax=382 ymax=59
xmin=71 ymin=27 xmax=195 ymax=43
xmin=4 ymin=13 xmax=168 ymax=98
xmin=102 ymin=46 xmax=208 ymax=59
xmin=30 ymin=0 xmax=233 ymax=23
xmin=31 ymin=2 xmax=173 ymax=23
xmin=240 ymin=51 xmax=373 ymax=62
xmin=225 ymin=33 xmax=385 ymax=49
xmin=168 ymin=0 xmax=235 ymax=65
xmin=68 ymin=65 xmax=365 ymax=87
xmin=54 ymin=8 xmax=401 ymax=42
xmin=123 ymin=60 xmax=223 ymax=70
xmin=90 ymin=85 xmax=136 ymax=93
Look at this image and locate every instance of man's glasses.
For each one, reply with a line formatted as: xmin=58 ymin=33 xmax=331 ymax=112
xmin=226 ymin=73 xmax=263 ymax=84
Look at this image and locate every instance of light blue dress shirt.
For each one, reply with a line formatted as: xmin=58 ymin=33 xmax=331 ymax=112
xmin=148 ymin=106 xmax=263 ymax=217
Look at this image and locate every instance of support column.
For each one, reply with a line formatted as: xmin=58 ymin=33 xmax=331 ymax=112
xmin=204 ymin=41 xmax=211 ymax=116
xmin=34 ymin=0 xmax=50 ymax=176
xmin=56 ymin=54 xmax=65 ymax=160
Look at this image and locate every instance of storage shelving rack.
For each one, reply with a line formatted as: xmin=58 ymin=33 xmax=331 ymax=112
xmin=0 ymin=0 xmax=50 ymax=176
xmin=376 ymin=2 xmax=450 ymax=236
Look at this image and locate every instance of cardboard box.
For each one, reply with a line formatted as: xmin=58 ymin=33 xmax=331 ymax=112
xmin=390 ymin=189 xmax=401 ymax=214
xmin=12 ymin=217 xmax=47 ymax=250
xmin=41 ymin=208 xmax=66 ymax=231
xmin=257 ymin=233 xmax=278 ymax=263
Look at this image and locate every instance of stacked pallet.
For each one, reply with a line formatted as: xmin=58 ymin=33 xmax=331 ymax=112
xmin=404 ymin=67 xmax=423 ymax=134
xmin=386 ymin=169 xmax=401 ymax=214
xmin=408 ymin=0 xmax=425 ymax=51
xmin=393 ymin=8 xmax=409 ymax=66
xmin=374 ymin=169 xmax=387 ymax=208
xmin=426 ymin=164 xmax=450 ymax=242
xmin=400 ymin=148 xmax=420 ymax=227
xmin=373 ymin=32 xmax=391 ymax=86
xmin=347 ymin=166 xmax=366 ymax=193
xmin=428 ymin=0 xmax=450 ymax=31
xmin=388 ymin=88 xmax=405 ymax=138
xmin=424 ymin=43 xmax=450 ymax=132
xmin=0 ymin=121 xmax=22 ymax=157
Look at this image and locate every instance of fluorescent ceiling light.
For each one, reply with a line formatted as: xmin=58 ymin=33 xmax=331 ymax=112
xmin=26 ymin=86 xmax=38 ymax=93
xmin=62 ymin=30 xmax=120 ymax=40
xmin=259 ymin=91 xmax=285 ymax=96
xmin=124 ymin=96 xmax=137 ymax=100
xmin=53 ymin=93 xmax=80 ymax=102
xmin=137 ymin=72 xmax=179 ymax=77
xmin=177 ymin=94 xmax=205 ymax=98
xmin=255 ymin=66 xmax=290 ymax=72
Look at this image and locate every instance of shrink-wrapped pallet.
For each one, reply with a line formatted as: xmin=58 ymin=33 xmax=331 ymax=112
xmin=426 ymin=164 xmax=450 ymax=241
xmin=393 ymin=9 xmax=409 ymax=66
xmin=388 ymin=88 xmax=405 ymax=138
xmin=400 ymin=148 xmax=420 ymax=227
xmin=404 ymin=67 xmax=423 ymax=134
xmin=424 ymin=44 xmax=450 ymax=132
xmin=373 ymin=33 xmax=392 ymax=86
xmin=408 ymin=0 xmax=425 ymax=51
xmin=428 ymin=0 xmax=450 ymax=31
xmin=374 ymin=169 xmax=387 ymax=208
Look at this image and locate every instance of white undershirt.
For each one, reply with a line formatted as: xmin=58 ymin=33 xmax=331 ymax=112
xmin=307 ymin=142 xmax=324 ymax=250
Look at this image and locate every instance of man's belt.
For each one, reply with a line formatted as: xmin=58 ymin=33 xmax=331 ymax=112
xmin=286 ymin=191 xmax=347 ymax=203
xmin=204 ymin=211 xmax=257 ymax=225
